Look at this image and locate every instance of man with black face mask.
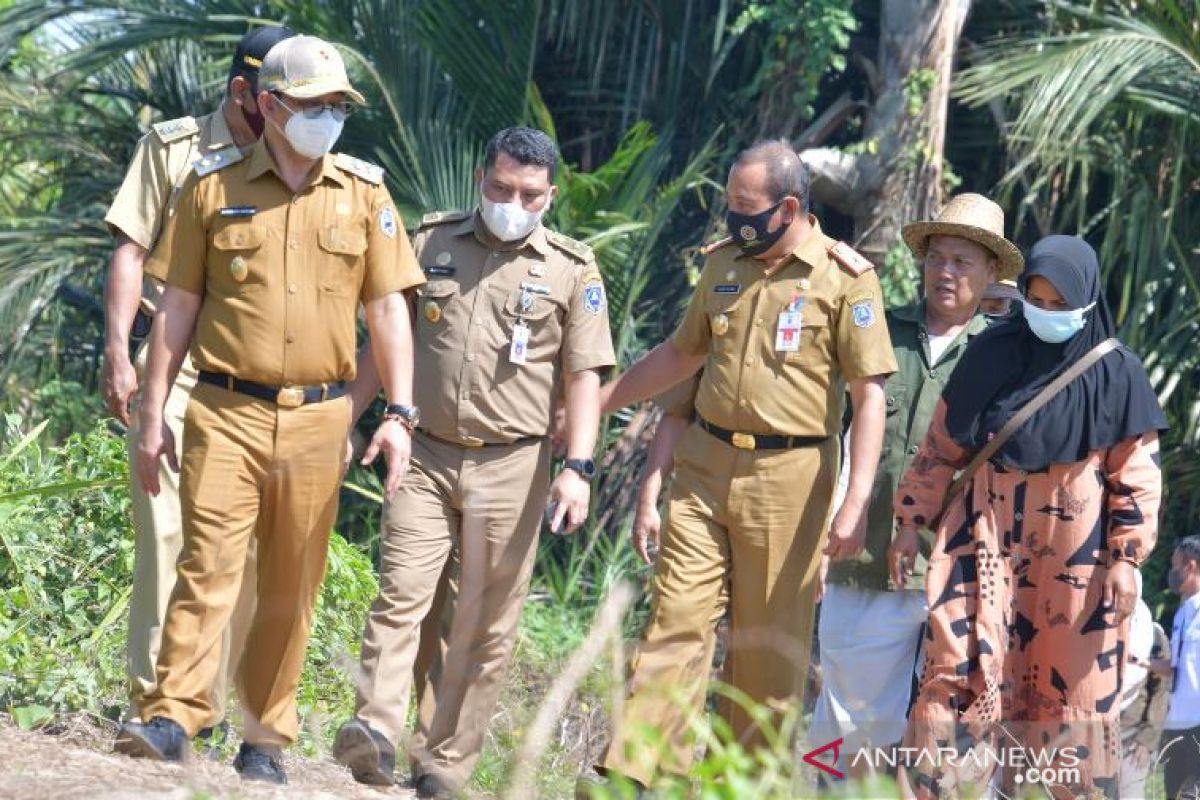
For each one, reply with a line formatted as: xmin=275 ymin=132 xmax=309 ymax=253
xmin=1162 ymin=536 xmax=1200 ymax=800
xmin=102 ymin=25 xmax=295 ymax=745
xmin=584 ymin=140 xmax=897 ymax=794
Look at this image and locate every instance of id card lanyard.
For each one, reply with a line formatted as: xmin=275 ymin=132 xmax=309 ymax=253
xmin=775 ymin=293 xmax=803 ymax=352
xmin=510 ymin=287 xmax=532 ymax=365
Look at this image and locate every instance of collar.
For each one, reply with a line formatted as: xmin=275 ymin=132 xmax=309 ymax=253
xmin=461 ymin=210 xmax=551 ymax=257
xmin=895 ymin=301 xmax=989 ymax=337
xmin=205 ymin=102 xmax=238 ymax=150
xmin=244 ymin=138 xmax=347 ymax=188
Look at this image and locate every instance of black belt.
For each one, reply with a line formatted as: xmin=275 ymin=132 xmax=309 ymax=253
xmin=698 ymin=417 xmax=828 ymax=451
xmin=198 ymin=370 xmax=346 ymax=408
xmin=418 ymin=429 xmax=544 ymax=449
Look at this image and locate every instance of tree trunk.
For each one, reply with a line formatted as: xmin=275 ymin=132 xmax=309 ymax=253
xmin=800 ymin=0 xmax=972 ymax=266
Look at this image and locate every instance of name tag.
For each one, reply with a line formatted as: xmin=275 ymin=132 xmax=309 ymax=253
xmin=713 ymin=284 xmax=741 ymax=294
xmin=425 ymin=265 xmax=456 ymax=277
xmin=509 ymin=321 xmax=530 ymax=365
xmin=776 ymin=311 xmax=802 ymax=352
xmin=219 ymin=206 xmax=257 ymax=217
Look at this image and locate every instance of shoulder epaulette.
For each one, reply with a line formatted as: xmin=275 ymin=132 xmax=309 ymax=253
xmin=192 ymin=146 xmax=244 ymax=177
xmin=700 ymin=235 xmax=734 ymax=256
xmin=545 ymin=229 xmax=592 ymax=263
xmin=418 ymin=210 xmax=470 ymax=229
xmin=152 ymin=116 xmax=199 ymax=144
xmin=828 ymin=240 xmax=875 ymax=276
xmin=333 ymin=153 xmax=384 ymax=185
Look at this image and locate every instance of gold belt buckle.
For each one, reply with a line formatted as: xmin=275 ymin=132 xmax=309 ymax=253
xmin=731 ymin=432 xmax=756 ymax=450
xmin=276 ymin=386 xmax=305 ymax=408
xmin=460 ymin=435 xmax=485 ymax=448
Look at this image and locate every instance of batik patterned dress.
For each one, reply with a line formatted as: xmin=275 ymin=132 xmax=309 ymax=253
xmin=894 ymin=400 xmax=1161 ymax=799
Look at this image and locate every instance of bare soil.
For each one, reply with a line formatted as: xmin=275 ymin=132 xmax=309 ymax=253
xmin=0 ymin=714 xmax=417 ymax=800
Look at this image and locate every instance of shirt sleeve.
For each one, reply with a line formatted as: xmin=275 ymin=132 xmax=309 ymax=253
xmin=562 ymin=258 xmax=616 ymax=373
xmin=143 ymin=171 xmax=207 ymax=295
xmin=360 ymin=185 xmax=425 ymax=303
xmin=834 ymin=269 xmax=898 ymax=382
xmin=1104 ymin=432 xmax=1162 ymax=567
xmin=104 ymin=132 xmax=171 ymax=249
xmin=893 ymin=399 xmax=971 ymax=530
xmin=654 ymin=372 xmax=700 ymax=419
xmin=670 ymin=263 xmax=712 ymax=356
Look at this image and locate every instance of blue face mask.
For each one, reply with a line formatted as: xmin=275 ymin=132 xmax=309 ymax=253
xmin=1022 ymin=299 xmax=1095 ymax=343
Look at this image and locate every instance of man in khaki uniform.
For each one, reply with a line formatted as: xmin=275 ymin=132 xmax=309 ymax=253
xmin=588 ymin=140 xmax=897 ymax=793
xmin=114 ymin=36 xmax=425 ymax=785
xmin=332 ymin=127 xmax=615 ymax=798
xmin=102 ymin=26 xmax=294 ymax=733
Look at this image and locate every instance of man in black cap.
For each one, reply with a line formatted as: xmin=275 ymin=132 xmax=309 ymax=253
xmin=102 ymin=24 xmax=296 ymax=747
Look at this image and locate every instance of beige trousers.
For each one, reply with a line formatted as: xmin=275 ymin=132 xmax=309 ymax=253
xmin=602 ymin=423 xmax=836 ymax=786
xmin=126 ymin=348 xmax=256 ymax=727
xmin=140 ymin=383 xmax=349 ymax=744
xmin=355 ymin=431 xmax=550 ymax=791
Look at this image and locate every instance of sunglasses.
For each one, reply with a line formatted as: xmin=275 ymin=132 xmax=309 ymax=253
xmin=272 ymin=92 xmax=355 ymax=121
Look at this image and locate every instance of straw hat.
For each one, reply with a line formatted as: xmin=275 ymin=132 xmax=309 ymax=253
xmin=902 ymin=193 xmax=1024 ymax=279
xmin=982 ymin=279 xmax=1021 ymax=301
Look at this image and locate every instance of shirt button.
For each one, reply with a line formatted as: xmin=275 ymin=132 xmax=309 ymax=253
xmin=288 ymin=284 xmax=298 ymax=294
xmin=286 ymin=334 xmax=295 ymax=344
xmin=908 ymin=445 xmax=919 ymax=454
xmin=482 ymin=280 xmax=490 ymax=290
xmin=288 ymin=239 xmax=298 ymax=249
xmin=465 ymin=353 xmax=475 ymax=362
xmin=745 ymin=358 xmax=755 ymax=366
xmin=292 ymin=197 xmax=301 ymax=205
xmin=755 ymin=319 xmax=763 ymax=326
xmin=1015 ymin=512 xmax=1024 ymax=521
xmin=474 ymin=319 xmax=483 ymax=326
xmin=928 ymin=369 xmax=937 ymax=378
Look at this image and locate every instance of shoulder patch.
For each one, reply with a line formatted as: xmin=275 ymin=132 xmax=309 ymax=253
xmin=581 ymin=269 xmax=603 ymax=286
xmin=828 ymin=241 xmax=874 ymax=276
xmin=152 ymin=115 xmax=199 ymax=144
xmin=700 ymin=235 xmax=734 ymax=256
xmin=333 ymin=153 xmax=385 ymax=185
xmin=545 ymin=229 xmax=593 ymax=263
xmin=418 ymin=210 xmax=471 ymax=229
xmin=192 ymin=146 xmax=244 ymax=177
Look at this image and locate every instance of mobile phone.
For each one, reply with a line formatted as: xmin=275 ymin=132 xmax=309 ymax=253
xmin=545 ymin=499 xmax=560 ymax=532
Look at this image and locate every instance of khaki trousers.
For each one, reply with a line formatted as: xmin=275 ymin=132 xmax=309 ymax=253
xmin=140 ymin=383 xmax=349 ymax=745
xmin=602 ymin=423 xmax=836 ymax=786
xmin=126 ymin=348 xmax=256 ymax=726
xmin=355 ymin=431 xmax=550 ymax=791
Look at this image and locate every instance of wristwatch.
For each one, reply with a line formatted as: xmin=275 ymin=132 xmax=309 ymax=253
xmin=384 ymin=403 xmax=420 ymax=432
xmin=563 ymin=458 xmax=596 ymax=481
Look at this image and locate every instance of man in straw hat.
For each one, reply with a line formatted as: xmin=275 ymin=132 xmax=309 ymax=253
xmin=114 ymin=35 xmax=425 ymax=783
xmin=979 ymin=278 xmax=1022 ymax=319
xmin=810 ymin=192 xmax=1023 ymax=780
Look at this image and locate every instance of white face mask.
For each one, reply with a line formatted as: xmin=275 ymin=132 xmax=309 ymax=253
xmin=479 ymin=187 xmax=549 ymax=242
xmin=273 ymin=98 xmax=344 ymax=160
xmin=1022 ymin=299 xmax=1095 ymax=344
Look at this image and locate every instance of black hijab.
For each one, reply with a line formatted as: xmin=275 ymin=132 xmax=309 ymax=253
xmin=942 ymin=235 xmax=1167 ymax=472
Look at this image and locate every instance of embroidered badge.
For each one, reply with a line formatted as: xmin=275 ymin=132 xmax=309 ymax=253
xmin=713 ymin=284 xmax=741 ymax=294
xmin=852 ymin=300 xmax=876 ymax=328
xmin=424 ymin=301 xmax=442 ymax=323
xmin=712 ymin=313 xmax=730 ymax=335
xmin=230 ymin=256 xmax=248 ymax=283
xmin=583 ymin=283 xmax=605 ymax=314
xmin=379 ymin=207 xmax=398 ymax=239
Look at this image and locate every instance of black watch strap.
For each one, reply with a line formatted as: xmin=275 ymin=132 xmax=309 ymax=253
xmin=563 ymin=458 xmax=596 ymax=481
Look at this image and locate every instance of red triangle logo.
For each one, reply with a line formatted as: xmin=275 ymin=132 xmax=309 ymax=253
xmin=802 ymin=738 xmax=845 ymax=779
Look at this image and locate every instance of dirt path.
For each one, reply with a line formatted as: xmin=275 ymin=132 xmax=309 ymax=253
xmin=0 ymin=716 xmax=418 ymax=799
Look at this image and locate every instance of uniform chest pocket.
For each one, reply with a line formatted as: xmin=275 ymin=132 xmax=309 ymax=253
xmin=493 ymin=285 xmax=563 ymax=357
xmin=417 ymin=280 xmax=459 ymax=331
xmin=318 ymin=226 xmax=367 ymax=297
xmin=705 ymin=290 xmax=750 ymax=351
xmin=212 ymin=224 xmax=267 ymax=293
xmin=783 ymin=307 xmax=829 ymax=364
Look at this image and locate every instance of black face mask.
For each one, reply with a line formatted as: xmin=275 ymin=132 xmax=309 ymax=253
xmin=727 ymin=199 xmax=791 ymax=256
xmin=240 ymin=88 xmax=265 ymax=139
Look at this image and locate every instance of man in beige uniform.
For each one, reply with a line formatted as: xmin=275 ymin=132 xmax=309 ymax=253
xmin=588 ymin=140 xmax=897 ymax=793
xmin=333 ymin=127 xmax=615 ymax=798
xmin=114 ymin=36 xmax=425 ymax=785
xmin=102 ymin=27 xmax=294 ymax=732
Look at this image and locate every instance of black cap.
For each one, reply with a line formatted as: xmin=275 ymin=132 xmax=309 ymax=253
xmin=229 ymin=26 xmax=296 ymax=83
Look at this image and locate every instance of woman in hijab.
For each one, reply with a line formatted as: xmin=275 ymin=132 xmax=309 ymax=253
xmin=890 ymin=235 xmax=1167 ymax=798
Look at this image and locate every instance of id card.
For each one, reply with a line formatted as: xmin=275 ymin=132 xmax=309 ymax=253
xmin=775 ymin=310 xmax=802 ymax=352
xmin=509 ymin=321 xmax=530 ymax=364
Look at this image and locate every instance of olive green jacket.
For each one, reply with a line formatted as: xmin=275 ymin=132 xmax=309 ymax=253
xmin=826 ymin=301 xmax=988 ymax=592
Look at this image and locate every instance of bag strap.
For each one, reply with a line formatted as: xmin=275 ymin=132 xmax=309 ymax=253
xmin=932 ymin=337 xmax=1120 ymax=527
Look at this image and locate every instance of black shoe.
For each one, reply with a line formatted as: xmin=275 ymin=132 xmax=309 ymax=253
xmin=332 ymin=718 xmax=395 ymax=786
xmin=114 ymin=716 xmax=188 ymax=763
xmin=415 ymin=772 xmax=455 ymax=799
xmin=233 ymin=742 xmax=287 ymax=785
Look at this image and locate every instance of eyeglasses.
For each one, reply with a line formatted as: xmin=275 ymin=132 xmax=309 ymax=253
xmin=273 ymin=93 xmax=355 ymax=121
